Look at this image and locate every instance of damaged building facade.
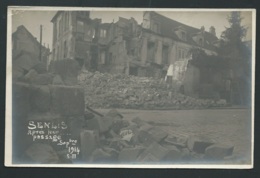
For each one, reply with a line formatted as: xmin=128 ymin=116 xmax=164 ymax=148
xmin=51 ymin=11 xmax=236 ymax=101
xmin=12 ymin=25 xmax=51 ymax=79
xmin=51 ymin=11 xmax=218 ymax=76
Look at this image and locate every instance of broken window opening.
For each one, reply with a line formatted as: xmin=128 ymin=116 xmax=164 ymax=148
xmin=63 ymin=41 xmax=67 ymax=58
xmin=107 ymin=53 xmax=113 ymax=65
xmin=100 ymin=29 xmax=107 ymax=38
xmin=181 ymin=31 xmax=186 ymax=41
xmin=58 ymin=19 xmax=62 ymax=37
xmin=77 ymin=20 xmax=84 ymax=33
xmin=147 ymin=41 xmax=155 ymax=62
xmin=162 ymin=45 xmax=169 ymax=64
xmin=153 ymin=22 xmax=159 ymax=33
xmin=100 ymin=51 xmax=106 ymax=64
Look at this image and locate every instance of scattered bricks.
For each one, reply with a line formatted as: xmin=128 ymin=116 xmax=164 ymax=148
xmin=121 ymin=124 xmax=139 ymax=145
xmin=111 ymin=119 xmax=130 ymax=134
xmin=31 ymin=73 xmax=54 ymax=85
xmin=86 ymin=115 xmax=114 ymax=133
xmin=181 ymin=148 xmax=192 ymax=160
xmin=118 ymin=146 xmax=145 ymax=162
xmin=137 ymin=130 xmax=155 ymax=147
xmin=204 ymin=143 xmax=234 ymax=159
xmin=131 ymin=117 xmax=146 ymax=127
xmin=109 ymin=138 xmax=130 ymax=151
xmin=90 ymin=148 xmax=113 ymax=162
xmin=80 ymin=130 xmax=99 ymax=161
xmin=25 ymin=143 xmax=60 ymax=163
xmin=119 ymin=128 xmax=134 ymax=142
xmin=52 ymin=75 xmax=64 ymax=85
xmin=137 ymin=152 xmax=158 ymax=162
xmin=147 ymin=127 xmax=168 ymax=143
xmin=103 ymin=147 xmax=119 ymax=161
xmin=137 ymin=142 xmax=169 ymax=162
xmin=164 ymin=132 xmax=189 ymax=147
xmin=162 ymin=145 xmax=182 ymax=161
xmin=50 ymin=85 xmax=85 ymax=117
xmin=187 ymin=136 xmax=215 ymax=154
xmin=30 ymin=85 xmax=50 ymax=113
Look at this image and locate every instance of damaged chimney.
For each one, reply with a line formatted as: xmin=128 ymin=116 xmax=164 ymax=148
xmin=209 ymin=26 xmax=216 ymax=36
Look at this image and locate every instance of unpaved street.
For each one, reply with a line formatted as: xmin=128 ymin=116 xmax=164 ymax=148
xmin=97 ymin=108 xmax=252 ymax=165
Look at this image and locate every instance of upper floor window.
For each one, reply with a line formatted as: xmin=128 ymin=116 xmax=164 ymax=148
xmin=181 ymin=31 xmax=186 ymax=41
xmin=100 ymin=29 xmax=107 ymax=38
xmin=153 ymin=22 xmax=159 ymax=33
xmin=178 ymin=48 xmax=186 ymax=60
xmin=77 ymin=20 xmax=84 ymax=33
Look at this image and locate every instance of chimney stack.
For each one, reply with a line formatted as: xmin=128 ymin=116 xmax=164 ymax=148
xmin=209 ymin=26 xmax=216 ymax=36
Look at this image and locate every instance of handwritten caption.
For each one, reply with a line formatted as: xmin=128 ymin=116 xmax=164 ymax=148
xmin=27 ymin=121 xmax=80 ymax=159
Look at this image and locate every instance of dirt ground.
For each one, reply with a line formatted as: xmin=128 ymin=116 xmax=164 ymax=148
xmin=96 ymin=108 xmax=253 ymax=165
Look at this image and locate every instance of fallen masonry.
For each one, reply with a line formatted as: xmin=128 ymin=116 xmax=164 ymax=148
xmin=21 ymin=107 xmax=235 ymax=164
xmin=78 ymin=70 xmax=228 ymax=110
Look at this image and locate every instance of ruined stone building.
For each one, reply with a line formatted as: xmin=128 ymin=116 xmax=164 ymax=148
xmin=51 ymin=11 xmax=218 ymax=75
xmin=12 ymin=25 xmax=50 ymax=78
xmin=51 ymin=11 xmax=140 ymax=74
xmin=51 ymin=11 xmax=233 ymax=100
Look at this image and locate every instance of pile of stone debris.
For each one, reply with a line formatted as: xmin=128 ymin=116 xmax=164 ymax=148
xmin=23 ymin=108 xmax=234 ymax=164
xmin=76 ymin=108 xmax=234 ymax=163
xmin=78 ymin=70 xmax=227 ymax=109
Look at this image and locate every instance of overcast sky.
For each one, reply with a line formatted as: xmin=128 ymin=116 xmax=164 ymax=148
xmin=11 ymin=10 xmax=253 ymax=50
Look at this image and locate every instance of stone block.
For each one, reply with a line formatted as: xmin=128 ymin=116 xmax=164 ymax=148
xmin=50 ymin=85 xmax=85 ymax=116
xmin=80 ymin=130 xmax=99 ymax=161
xmin=33 ymin=61 xmax=47 ymax=74
xmin=187 ymin=136 xmax=215 ymax=154
xmin=31 ymin=73 xmax=53 ymax=85
xmin=118 ymin=146 xmax=145 ymax=162
xmin=131 ymin=117 xmax=146 ymax=127
xmin=109 ymin=138 xmax=130 ymax=151
xmin=148 ymin=127 xmax=168 ymax=143
xmin=164 ymin=131 xmax=189 ymax=147
xmin=205 ymin=143 xmax=234 ymax=159
xmin=86 ymin=115 xmax=114 ymax=133
xmin=137 ymin=130 xmax=155 ymax=147
xmin=137 ymin=142 xmax=169 ymax=162
xmin=111 ymin=119 xmax=130 ymax=134
xmin=30 ymin=85 xmax=50 ymax=113
xmin=25 ymin=143 xmax=59 ymax=163
xmin=68 ymin=117 xmax=85 ymax=139
xmin=12 ymin=82 xmax=31 ymax=118
xmin=105 ymin=109 xmax=124 ymax=119
xmin=52 ymin=75 xmax=64 ymax=85
xmin=63 ymin=76 xmax=78 ymax=86
xmin=13 ymin=65 xmax=25 ymax=80
xmin=13 ymin=53 xmax=39 ymax=72
xmin=90 ymin=148 xmax=113 ymax=162
xmin=23 ymin=69 xmax=38 ymax=83
xmin=162 ymin=145 xmax=181 ymax=161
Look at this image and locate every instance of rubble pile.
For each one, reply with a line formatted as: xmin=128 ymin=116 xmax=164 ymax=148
xmin=78 ymin=70 xmax=227 ymax=109
xmin=68 ymin=108 xmax=234 ymax=163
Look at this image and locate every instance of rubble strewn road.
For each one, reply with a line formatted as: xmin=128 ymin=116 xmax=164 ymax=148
xmin=96 ymin=108 xmax=252 ymax=164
